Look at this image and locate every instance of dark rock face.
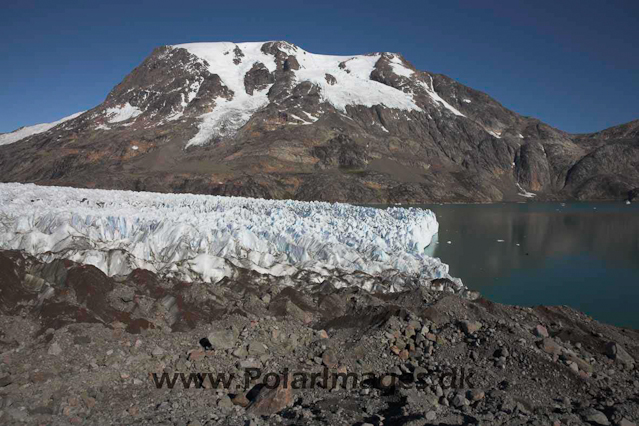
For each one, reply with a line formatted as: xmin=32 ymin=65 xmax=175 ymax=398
xmin=312 ymin=134 xmax=369 ymax=169
xmin=515 ymin=141 xmax=552 ymax=192
xmin=244 ymin=62 xmax=274 ymax=95
xmin=563 ymin=143 xmax=639 ymax=199
xmin=0 ymin=41 xmax=637 ymax=203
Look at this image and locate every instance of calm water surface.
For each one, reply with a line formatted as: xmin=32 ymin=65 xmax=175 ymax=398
xmin=416 ymin=202 xmax=639 ymax=329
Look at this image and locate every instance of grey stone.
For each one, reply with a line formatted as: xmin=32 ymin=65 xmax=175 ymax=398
xmin=452 ymin=394 xmax=469 ymax=407
xmin=248 ymin=341 xmax=267 ymax=356
xmin=539 ymin=338 xmax=563 ymax=355
xmin=581 ymin=408 xmax=610 ymax=425
xmin=467 ymin=389 xmax=485 ymax=401
xmin=208 ymin=329 xmax=237 ymax=350
xmin=605 ymin=342 xmax=635 ymax=368
xmin=217 ymin=395 xmax=233 ymax=410
xmin=459 ymin=320 xmax=482 ymax=334
xmin=48 ymin=342 xmax=62 ymax=356
xmin=533 ymin=325 xmax=549 ymax=338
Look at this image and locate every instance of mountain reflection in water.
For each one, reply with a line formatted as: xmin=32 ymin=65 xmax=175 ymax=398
xmin=419 ymin=202 xmax=639 ymax=329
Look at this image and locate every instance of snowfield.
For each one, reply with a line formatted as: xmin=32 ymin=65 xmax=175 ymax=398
xmin=172 ymin=42 xmax=460 ymax=147
xmin=0 ymin=183 xmax=462 ymax=292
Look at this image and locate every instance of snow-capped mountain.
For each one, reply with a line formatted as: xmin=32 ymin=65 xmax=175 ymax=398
xmin=0 ymin=41 xmax=637 ymax=202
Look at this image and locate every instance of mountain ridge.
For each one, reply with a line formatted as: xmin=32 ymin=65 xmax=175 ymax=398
xmin=1 ymin=41 xmax=637 ymax=203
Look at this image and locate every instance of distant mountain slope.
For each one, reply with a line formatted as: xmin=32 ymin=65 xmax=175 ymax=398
xmin=0 ymin=41 xmax=637 ymax=202
xmin=0 ymin=111 xmax=85 ymax=146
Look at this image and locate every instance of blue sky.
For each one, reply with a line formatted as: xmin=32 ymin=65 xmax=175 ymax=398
xmin=1 ymin=0 xmax=637 ymax=134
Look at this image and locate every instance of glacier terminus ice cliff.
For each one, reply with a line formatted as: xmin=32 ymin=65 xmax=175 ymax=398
xmin=0 ymin=183 xmax=468 ymax=295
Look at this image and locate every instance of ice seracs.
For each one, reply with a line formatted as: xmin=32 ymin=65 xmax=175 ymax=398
xmin=0 ymin=183 xmax=463 ymax=293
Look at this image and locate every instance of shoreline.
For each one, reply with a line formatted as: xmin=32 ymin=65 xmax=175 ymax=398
xmin=1 ymin=180 xmax=635 ymax=205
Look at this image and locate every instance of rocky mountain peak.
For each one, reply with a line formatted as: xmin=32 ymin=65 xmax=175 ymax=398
xmin=0 ymin=41 xmax=637 ymax=203
xmin=87 ymin=41 xmax=485 ymax=148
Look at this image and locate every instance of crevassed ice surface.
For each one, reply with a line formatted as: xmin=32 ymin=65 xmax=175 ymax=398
xmin=0 ymin=183 xmax=456 ymax=290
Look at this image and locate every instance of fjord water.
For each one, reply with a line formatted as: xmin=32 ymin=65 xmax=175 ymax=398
xmin=420 ymin=202 xmax=639 ymax=329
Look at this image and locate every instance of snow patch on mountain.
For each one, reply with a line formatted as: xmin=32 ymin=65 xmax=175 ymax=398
xmin=106 ymin=103 xmax=143 ymax=123
xmin=0 ymin=183 xmax=460 ymax=292
xmin=186 ymin=85 xmax=272 ymax=147
xmin=389 ymin=55 xmax=414 ymax=78
xmin=173 ymin=42 xmax=279 ymax=147
xmin=516 ymin=183 xmax=536 ymax=198
xmin=418 ymin=77 xmax=465 ymax=117
xmin=0 ymin=111 xmax=85 ymax=146
xmin=286 ymin=47 xmax=421 ymax=112
xmin=173 ymin=42 xmax=428 ymax=146
xmin=166 ymin=78 xmax=204 ymax=122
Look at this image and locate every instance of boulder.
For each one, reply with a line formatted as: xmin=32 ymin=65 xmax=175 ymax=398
xmin=48 ymin=342 xmax=63 ymax=356
xmin=581 ymin=408 xmax=610 ymax=425
xmin=467 ymin=389 xmax=485 ymax=401
xmin=247 ymin=374 xmax=295 ymax=415
xmin=533 ymin=324 xmax=549 ymax=338
xmin=322 ymin=350 xmax=338 ymax=369
xmin=248 ymin=341 xmax=268 ymax=356
xmin=605 ymin=342 xmax=635 ymax=368
xmin=208 ymin=328 xmax=237 ymax=350
xmin=459 ymin=320 xmax=482 ymax=334
xmin=231 ymin=393 xmax=250 ymax=407
xmin=567 ymin=355 xmax=593 ymax=373
xmin=539 ymin=338 xmax=562 ymax=355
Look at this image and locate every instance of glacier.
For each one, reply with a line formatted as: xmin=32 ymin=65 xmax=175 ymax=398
xmin=0 ymin=183 xmax=464 ymax=293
